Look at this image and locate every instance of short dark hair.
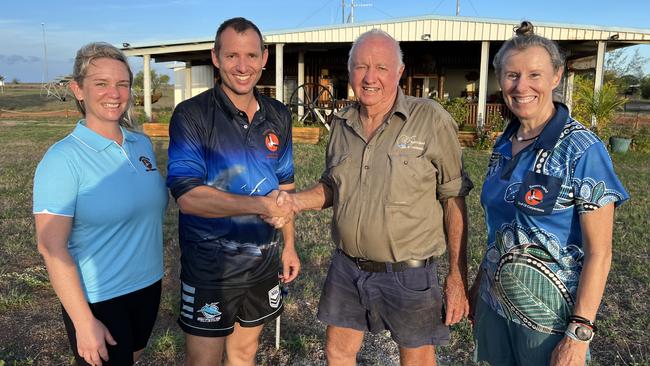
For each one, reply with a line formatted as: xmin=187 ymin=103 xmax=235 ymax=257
xmin=214 ymin=17 xmax=264 ymax=54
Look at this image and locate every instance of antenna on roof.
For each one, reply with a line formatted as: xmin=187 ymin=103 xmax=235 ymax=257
xmin=342 ymin=0 xmax=372 ymax=24
xmin=456 ymin=0 xmax=460 ymax=16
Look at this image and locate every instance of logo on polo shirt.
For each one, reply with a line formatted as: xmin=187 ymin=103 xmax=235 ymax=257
xmin=525 ymin=188 xmax=544 ymax=206
xmin=265 ymin=133 xmax=280 ymax=152
xmin=139 ymin=156 xmax=157 ymax=171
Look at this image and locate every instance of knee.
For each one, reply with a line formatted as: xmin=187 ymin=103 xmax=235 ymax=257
xmin=326 ymin=337 xmax=359 ymax=363
xmin=225 ymin=339 xmax=259 ymax=365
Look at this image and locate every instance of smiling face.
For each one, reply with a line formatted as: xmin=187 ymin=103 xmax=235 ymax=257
xmin=499 ymin=46 xmax=563 ymax=125
xmin=349 ymin=34 xmax=404 ymax=114
xmin=212 ymin=26 xmax=268 ymax=104
xmin=70 ymin=57 xmax=130 ymax=126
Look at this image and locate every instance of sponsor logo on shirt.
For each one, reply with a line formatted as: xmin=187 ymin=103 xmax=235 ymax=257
xmin=525 ymin=188 xmax=544 ymax=206
xmin=139 ymin=156 xmax=157 ymax=171
xmin=265 ymin=133 xmax=280 ymax=152
xmin=396 ymin=135 xmax=425 ymax=151
xmin=197 ymin=302 xmax=222 ymax=323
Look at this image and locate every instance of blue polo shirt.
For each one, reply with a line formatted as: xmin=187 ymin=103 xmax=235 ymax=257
xmin=33 ymin=121 xmax=168 ymax=303
xmin=166 ymin=86 xmax=294 ymax=246
xmin=477 ymin=103 xmax=628 ymax=335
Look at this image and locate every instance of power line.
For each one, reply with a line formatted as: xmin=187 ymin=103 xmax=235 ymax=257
xmin=296 ymin=0 xmax=337 ymax=28
xmin=432 ymin=0 xmax=447 ymax=13
xmin=466 ymin=0 xmax=480 ymax=16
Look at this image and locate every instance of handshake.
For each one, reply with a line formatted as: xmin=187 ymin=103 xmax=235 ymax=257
xmin=261 ymin=190 xmax=300 ymax=228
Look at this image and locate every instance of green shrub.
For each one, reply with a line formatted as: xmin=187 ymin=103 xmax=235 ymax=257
xmin=435 ymin=97 xmax=469 ymax=129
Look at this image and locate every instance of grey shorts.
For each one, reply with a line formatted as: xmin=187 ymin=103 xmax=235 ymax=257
xmin=317 ymin=249 xmax=449 ymax=348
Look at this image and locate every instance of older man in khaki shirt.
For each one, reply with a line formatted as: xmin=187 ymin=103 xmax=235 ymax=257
xmin=275 ymin=29 xmax=473 ymax=365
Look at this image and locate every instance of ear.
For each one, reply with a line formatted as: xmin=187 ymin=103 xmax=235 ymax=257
xmin=552 ymin=68 xmax=564 ymax=89
xmin=398 ymin=63 xmax=405 ymax=79
xmin=211 ymin=48 xmax=220 ymax=69
xmin=261 ymin=48 xmax=269 ymax=68
xmin=70 ymin=80 xmax=83 ymax=101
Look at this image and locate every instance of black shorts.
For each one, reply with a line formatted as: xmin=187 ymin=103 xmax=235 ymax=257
xmin=178 ymin=241 xmax=283 ymax=337
xmin=317 ymin=250 xmax=449 ymax=348
xmin=62 ymin=280 xmax=162 ymax=366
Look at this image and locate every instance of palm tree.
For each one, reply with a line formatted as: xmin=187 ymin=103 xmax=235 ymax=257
xmin=574 ymin=79 xmax=627 ymax=137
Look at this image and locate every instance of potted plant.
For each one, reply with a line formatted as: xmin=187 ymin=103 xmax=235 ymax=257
xmin=609 ymin=118 xmax=638 ymax=153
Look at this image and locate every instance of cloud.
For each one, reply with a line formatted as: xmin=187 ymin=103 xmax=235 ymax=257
xmin=0 ymin=54 xmax=41 ymax=65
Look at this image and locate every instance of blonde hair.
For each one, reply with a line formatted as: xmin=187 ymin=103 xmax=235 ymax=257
xmin=72 ymin=42 xmax=134 ymax=128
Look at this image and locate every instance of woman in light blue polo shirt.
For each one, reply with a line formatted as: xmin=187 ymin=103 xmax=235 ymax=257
xmin=470 ymin=21 xmax=628 ymax=366
xmin=33 ymin=42 xmax=168 ymax=366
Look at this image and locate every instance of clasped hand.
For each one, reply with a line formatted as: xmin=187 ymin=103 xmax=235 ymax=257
xmin=261 ymin=190 xmax=297 ymax=228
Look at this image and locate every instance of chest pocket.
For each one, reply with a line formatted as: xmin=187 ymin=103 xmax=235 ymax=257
xmin=387 ymin=151 xmax=436 ymax=205
xmin=515 ymin=171 xmax=562 ymax=216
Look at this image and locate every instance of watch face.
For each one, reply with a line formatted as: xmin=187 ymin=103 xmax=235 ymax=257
xmin=575 ymin=325 xmax=593 ymax=341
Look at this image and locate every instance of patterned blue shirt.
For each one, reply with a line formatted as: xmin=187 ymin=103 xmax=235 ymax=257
xmin=167 ymin=86 xmax=294 ymax=246
xmin=478 ymin=103 xmax=628 ymax=334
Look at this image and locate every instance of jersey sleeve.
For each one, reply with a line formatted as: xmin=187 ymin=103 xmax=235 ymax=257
xmin=166 ymin=105 xmax=208 ymax=199
xmin=275 ymin=108 xmax=295 ymax=185
xmin=33 ymin=145 xmax=79 ymax=216
xmin=572 ymin=141 xmax=629 ymax=213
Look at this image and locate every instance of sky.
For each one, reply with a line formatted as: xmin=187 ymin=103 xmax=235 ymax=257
xmin=1 ymin=0 xmax=649 ymax=83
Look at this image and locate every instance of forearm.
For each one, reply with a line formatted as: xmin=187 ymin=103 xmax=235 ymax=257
xmin=35 ymin=214 xmax=94 ymax=327
xmin=293 ymin=182 xmax=333 ymax=212
xmin=573 ymin=204 xmax=615 ymax=321
xmin=177 ymin=185 xmax=278 ymax=218
xmin=279 ymin=183 xmax=296 ymax=249
xmin=443 ymin=196 xmax=468 ymax=283
xmin=41 ymin=248 xmax=95 ymax=326
xmin=572 ymin=252 xmax=611 ymax=320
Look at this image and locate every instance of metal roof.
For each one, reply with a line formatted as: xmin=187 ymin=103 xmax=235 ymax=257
xmin=121 ymin=14 xmax=650 ymax=57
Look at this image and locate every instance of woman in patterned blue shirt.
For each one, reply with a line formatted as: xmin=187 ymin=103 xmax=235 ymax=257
xmin=470 ymin=21 xmax=629 ymax=366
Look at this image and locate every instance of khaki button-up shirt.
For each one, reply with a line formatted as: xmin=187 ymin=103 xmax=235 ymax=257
xmin=320 ymin=90 xmax=473 ymax=262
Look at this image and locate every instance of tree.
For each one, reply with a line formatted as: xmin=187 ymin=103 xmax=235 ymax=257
xmin=605 ymin=48 xmax=648 ymax=94
xmin=573 ymin=75 xmax=627 ymax=138
xmin=641 ymin=77 xmax=650 ymax=100
xmin=133 ymin=70 xmax=170 ymax=95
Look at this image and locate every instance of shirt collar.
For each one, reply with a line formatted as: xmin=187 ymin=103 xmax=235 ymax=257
xmin=501 ymin=102 xmax=569 ymax=151
xmin=337 ymin=88 xmax=409 ymax=127
xmin=71 ymin=120 xmax=134 ymax=151
xmin=213 ymin=83 xmax=263 ymax=121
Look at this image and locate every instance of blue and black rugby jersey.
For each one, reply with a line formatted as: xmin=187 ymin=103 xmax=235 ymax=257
xmin=167 ymin=85 xmax=294 ymax=246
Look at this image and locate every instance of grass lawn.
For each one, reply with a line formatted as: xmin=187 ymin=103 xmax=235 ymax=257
xmin=0 ymin=119 xmax=647 ymax=365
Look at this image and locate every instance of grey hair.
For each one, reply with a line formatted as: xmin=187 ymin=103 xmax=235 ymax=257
xmin=72 ymin=42 xmax=134 ymax=128
xmin=348 ymin=29 xmax=404 ymax=72
xmin=492 ymin=21 xmax=565 ymax=78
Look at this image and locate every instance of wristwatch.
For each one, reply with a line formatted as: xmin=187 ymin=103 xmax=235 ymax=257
xmin=565 ymin=322 xmax=594 ymax=342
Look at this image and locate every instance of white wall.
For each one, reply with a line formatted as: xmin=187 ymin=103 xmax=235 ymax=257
xmin=174 ymin=65 xmax=214 ymax=106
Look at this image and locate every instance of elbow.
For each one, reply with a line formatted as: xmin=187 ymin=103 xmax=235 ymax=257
xmin=36 ymin=241 xmax=49 ymax=259
xmin=585 ymin=249 xmax=613 ymax=272
xmin=36 ymin=240 xmax=58 ymax=263
xmin=176 ymin=195 xmax=195 ymax=215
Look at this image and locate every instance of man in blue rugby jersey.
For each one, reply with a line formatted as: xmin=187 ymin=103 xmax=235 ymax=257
xmin=166 ymin=17 xmax=298 ymax=366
